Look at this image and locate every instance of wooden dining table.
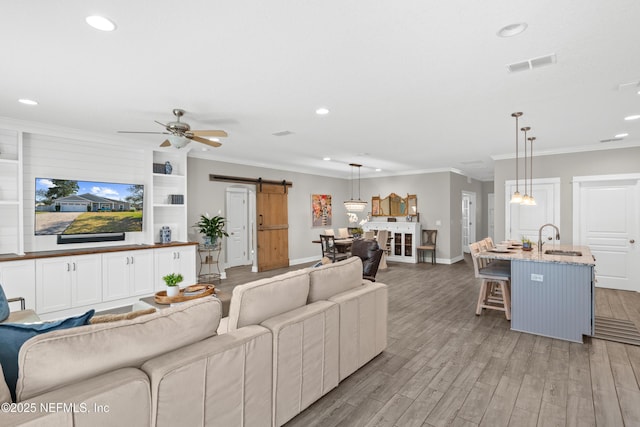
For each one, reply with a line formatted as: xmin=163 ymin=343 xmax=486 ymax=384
xmin=311 ymin=237 xmax=354 ymax=253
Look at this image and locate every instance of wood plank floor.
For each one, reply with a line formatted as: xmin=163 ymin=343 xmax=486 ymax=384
xmin=219 ymin=256 xmax=640 ymax=427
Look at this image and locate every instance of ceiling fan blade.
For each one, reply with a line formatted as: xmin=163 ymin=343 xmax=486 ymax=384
xmin=118 ymin=131 xmax=170 ymax=134
xmin=190 ymin=135 xmax=222 ymax=147
xmin=154 ymin=120 xmax=169 ymax=128
xmin=191 ymin=130 xmax=228 ymax=137
xmin=160 ymin=140 xmax=171 ymax=147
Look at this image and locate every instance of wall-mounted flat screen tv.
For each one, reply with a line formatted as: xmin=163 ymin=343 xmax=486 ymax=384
xmin=35 ymin=178 xmax=144 ymax=236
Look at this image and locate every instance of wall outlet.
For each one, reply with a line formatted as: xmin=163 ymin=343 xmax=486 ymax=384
xmin=435 ymin=220 xmax=442 ymax=226
xmin=531 ymin=274 xmax=544 ymax=282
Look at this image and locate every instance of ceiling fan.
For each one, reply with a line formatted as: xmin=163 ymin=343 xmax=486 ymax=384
xmin=118 ymin=108 xmax=227 ymax=149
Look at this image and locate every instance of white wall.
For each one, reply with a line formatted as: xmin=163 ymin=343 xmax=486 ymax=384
xmin=21 ymin=132 xmax=151 ymax=252
xmin=187 ymin=156 xmax=351 ymax=264
xmin=493 ymin=146 xmax=640 ymax=243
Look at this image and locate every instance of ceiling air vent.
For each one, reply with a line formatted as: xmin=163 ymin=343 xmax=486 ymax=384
xmin=272 ymin=130 xmax=294 ymax=137
xmin=507 ymin=53 xmax=557 ymax=73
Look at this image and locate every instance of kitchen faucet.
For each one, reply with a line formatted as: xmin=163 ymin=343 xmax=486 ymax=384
xmin=538 ymin=224 xmax=560 ymax=253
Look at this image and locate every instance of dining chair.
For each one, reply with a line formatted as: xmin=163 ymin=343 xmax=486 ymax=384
xmin=469 ymin=242 xmax=511 ymax=320
xmin=363 ymin=230 xmax=375 ymax=239
xmin=337 ymin=228 xmax=350 ymax=239
xmin=1 ymin=295 xmax=41 ymax=324
xmin=324 ymin=229 xmax=335 ymax=236
xmin=319 ymin=234 xmax=348 ymax=263
xmin=376 ymin=229 xmax=390 ymax=269
xmin=417 ymin=229 xmax=437 ymax=264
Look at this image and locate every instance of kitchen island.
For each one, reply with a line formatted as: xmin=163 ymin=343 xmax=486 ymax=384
xmin=479 ymin=244 xmax=596 ymax=343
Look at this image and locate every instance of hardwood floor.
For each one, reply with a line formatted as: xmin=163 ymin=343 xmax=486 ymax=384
xmin=220 ymin=256 xmax=640 ymax=427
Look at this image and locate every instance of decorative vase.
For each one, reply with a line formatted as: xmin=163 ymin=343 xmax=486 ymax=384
xmin=166 ymin=286 xmax=180 ymax=297
xmin=164 ymin=161 xmax=172 ymax=175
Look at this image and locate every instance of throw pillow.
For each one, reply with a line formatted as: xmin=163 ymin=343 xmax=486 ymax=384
xmin=0 ymin=284 xmax=9 ymax=322
xmin=0 ymin=309 xmax=94 ymax=401
xmin=89 ymin=307 xmax=156 ymax=324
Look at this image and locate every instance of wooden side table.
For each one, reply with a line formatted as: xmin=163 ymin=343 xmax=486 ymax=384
xmin=137 ymin=289 xmax=231 ymax=318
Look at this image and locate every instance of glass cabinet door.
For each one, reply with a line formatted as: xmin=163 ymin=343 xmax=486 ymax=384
xmin=404 ymin=233 xmax=412 ymax=257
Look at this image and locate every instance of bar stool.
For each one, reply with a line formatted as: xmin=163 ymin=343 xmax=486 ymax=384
xmin=469 ymin=242 xmax=511 ymax=320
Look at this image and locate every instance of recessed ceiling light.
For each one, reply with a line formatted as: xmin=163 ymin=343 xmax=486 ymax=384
xmin=201 ymin=147 xmax=208 ymax=151
xmin=375 ymin=168 xmax=382 ymax=172
xmin=18 ymin=98 xmax=38 ymax=106
xmin=322 ymin=157 xmax=331 ymax=161
xmin=315 ymin=108 xmax=330 ymax=115
xmin=497 ymin=23 xmax=528 ymax=38
xmin=624 ymin=115 xmax=640 ymax=121
xmin=615 ymin=133 xmax=629 ymax=138
xmin=86 ymin=15 xmax=116 ymax=32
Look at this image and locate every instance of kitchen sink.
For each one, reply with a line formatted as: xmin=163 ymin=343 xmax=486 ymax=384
xmin=544 ymin=249 xmax=583 ymax=257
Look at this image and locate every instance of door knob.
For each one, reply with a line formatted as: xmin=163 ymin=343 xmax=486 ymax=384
xmin=631 ymin=239 xmax=636 ymax=244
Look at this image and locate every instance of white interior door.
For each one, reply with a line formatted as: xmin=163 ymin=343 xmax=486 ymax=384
xmin=226 ymin=187 xmax=250 ymax=268
xmin=462 ymin=191 xmax=476 ymax=253
xmin=505 ymin=178 xmax=560 ymax=243
xmin=574 ymin=175 xmax=640 ymax=291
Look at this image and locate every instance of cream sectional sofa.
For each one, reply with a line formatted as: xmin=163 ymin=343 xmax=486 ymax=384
xmin=0 ymin=256 xmax=387 ymax=427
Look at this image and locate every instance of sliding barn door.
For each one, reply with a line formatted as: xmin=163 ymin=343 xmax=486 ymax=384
xmin=256 ymin=183 xmax=289 ymax=271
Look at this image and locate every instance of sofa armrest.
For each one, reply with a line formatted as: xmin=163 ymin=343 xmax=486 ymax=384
xmin=142 ymin=325 xmax=272 ymax=427
xmin=217 ymin=316 xmax=229 ymax=335
xmin=329 ymin=281 xmax=388 ymax=381
xmin=261 ymin=301 xmax=340 ymax=426
xmin=0 ymin=368 xmax=150 ymax=426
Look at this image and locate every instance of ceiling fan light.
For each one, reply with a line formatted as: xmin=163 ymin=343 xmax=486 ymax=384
xmin=168 ymin=135 xmax=190 ymax=149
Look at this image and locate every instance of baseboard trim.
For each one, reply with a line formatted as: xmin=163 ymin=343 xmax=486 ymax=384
xmin=290 ymin=256 xmax=321 ymax=266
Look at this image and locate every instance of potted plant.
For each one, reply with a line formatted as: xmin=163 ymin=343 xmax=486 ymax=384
xmin=162 ymin=273 xmax=183 ymax=297
xmin=521 ymin=237 xmax=533 ymax=251
xmin=194 ymin=213 xmax=229 ymax=248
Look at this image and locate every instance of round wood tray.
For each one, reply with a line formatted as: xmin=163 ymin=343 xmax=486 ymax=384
xmin=155 ymin=284 xmax=215 ymax=304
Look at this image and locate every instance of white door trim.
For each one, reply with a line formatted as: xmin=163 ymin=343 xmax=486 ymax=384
xmin=461 ymin=191 xmax=476 ymax=253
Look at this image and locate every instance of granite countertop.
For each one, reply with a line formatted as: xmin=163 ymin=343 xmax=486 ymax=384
xmin=478 ymin=244 xmax=595 ymax=266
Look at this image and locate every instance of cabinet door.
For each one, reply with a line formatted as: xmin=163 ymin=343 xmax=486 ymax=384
xmin=36 ymin=258 xmax=72 ymax=313
xmin=102 ymin=252 xmax=132 ymax=301
xmin=176 ymin=246 xmax=196 ymax=285
xmin=0 ymin=260 xmax=36 ymax=310
xmin=130 ymin=250 xmax=155 ymax=296
xmin=154 ymin=248 xmax=177 ymax=291
xmin=72 ymin=254 xmax=102 ymax=307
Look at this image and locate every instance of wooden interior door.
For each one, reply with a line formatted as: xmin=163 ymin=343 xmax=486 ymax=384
xmin=256 ymin=183 xmax=289 ymax=271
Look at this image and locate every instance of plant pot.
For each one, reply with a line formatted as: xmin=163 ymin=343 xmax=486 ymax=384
xmin=166 ymin=286 xmax=180 ymax=297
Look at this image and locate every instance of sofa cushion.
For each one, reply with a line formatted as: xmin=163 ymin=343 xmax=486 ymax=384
xmin=90 ymin=307 xmax=156 ymax=324
xmin=0 ymin=309 xmax=95 ymax=401
xmin=16 ymin=297 xmax=221 ymax=401
xmin=0 ymin=284 xmax=9 ymax=322
xmin=0 ymin=364 xmax=11 ymax=404
xmin=227 ymin=269 xmax=310 ymax=331
xmin=307 ymin=256 xmax=363 ymax=303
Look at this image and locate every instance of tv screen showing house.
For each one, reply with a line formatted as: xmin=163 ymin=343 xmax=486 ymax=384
xmin=35 ymin=178 xmax=144 ymax=235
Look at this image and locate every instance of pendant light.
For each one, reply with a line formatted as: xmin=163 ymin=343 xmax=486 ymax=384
xmin=520 ymin=126 xmax=532 ymax=205
xmin=509 ymin=112 xmax=523 ymax=203
xmin=344 ymin=163 xmax=367 ymax=212
xmin=527 ymin=136 xmax=537 ymax=205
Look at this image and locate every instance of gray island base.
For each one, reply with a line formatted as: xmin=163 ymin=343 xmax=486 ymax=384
xmin=480 ymin=245 xmax=595 ymax=343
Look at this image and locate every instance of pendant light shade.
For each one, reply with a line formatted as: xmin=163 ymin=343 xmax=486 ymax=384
xmin=509 ymin=112 xmax=523 ymax=204
xmin=344 ymin=163 xmax=367 ymax=212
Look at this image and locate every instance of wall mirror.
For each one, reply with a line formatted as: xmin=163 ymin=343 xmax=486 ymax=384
xmin=371 ymin=193 xmax=417 ymax=217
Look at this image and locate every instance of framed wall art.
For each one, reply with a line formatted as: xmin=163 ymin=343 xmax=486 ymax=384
xmin=311 ymin=194 xmax=332 ymax=227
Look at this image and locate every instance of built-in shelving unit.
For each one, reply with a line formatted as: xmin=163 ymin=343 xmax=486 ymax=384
xmin=0 ymin=129 xmax=23 ymax=255
xmin=151 ymin=150 xmax=188 ymax=243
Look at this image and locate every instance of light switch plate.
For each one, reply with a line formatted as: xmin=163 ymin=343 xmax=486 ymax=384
xmin=531 ymin=274 xmax=544 ymax=282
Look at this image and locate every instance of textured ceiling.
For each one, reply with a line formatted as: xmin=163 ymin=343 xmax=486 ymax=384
xmin=1 ymin=0 xmax=639 ymax=179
